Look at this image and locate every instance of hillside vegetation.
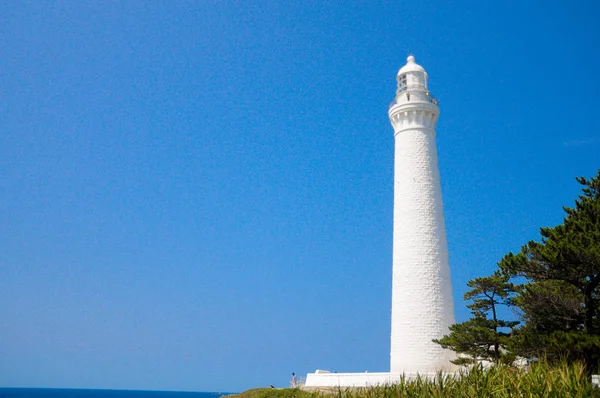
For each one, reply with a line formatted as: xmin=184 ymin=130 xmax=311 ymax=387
xmin=227 ymin=362 xmax=599 ymax=398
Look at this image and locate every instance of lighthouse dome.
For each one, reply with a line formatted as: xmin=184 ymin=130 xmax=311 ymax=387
xmin=397 ymin=55 xmax=425 ymax=76
xmin=394 ymin=55 xmax=429 ymax=97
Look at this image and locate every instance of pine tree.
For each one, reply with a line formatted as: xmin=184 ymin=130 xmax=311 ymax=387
xmin=433 ymin=271 xmax=518 ymax=365
xmin=500 ymin=170 xmax=600 ymax=369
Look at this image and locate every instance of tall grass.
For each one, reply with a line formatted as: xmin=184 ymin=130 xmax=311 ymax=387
xmin=330 ymin=361 xmax=598 ymax=398
xmin=230 ymin=362 xmax=598 ymax=398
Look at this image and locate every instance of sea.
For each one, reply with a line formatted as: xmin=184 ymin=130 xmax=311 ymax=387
xmin=0 ymin=390 xmax=232 ymax=398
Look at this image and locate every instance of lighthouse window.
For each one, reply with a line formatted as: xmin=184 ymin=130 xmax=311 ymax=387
xmin=398 ymin=74 xmax=407 ymax=93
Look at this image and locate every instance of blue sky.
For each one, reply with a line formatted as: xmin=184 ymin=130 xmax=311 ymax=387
xmin=1 ymin=0 xmax=599 ymax=393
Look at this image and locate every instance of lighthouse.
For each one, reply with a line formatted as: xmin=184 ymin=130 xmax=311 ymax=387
xmin=388 ymin=55 xmax=456 ymax=373
xmin=304 ymin=56 xmax=455 ymax=387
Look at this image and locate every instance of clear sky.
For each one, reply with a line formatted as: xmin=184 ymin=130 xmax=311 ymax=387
xmin=1 ymin=0 xmax=599 ymax=393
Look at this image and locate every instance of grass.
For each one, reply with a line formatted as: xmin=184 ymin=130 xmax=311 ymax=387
xmin=230 ymin=387 xmax=315 ymax=398
xmin=227 ymin=361 xmax=599 ymax=398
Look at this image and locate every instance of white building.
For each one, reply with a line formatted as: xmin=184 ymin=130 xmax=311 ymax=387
xmin=305 ymin=56 xmax=456 ymax=387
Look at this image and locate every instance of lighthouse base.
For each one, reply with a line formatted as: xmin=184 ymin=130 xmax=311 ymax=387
xmin=304 ymin=371 xmax=455 ymax=388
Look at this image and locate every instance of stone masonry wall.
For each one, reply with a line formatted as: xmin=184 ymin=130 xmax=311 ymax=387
xmin=390 ymin=125 xmax=456 ymax=373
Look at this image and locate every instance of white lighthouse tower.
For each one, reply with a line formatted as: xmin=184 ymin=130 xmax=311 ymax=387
xmin=304 ymin=56 xmax=455 ymax=387
xmin=388 ymin=55 xmax=456 ymax=374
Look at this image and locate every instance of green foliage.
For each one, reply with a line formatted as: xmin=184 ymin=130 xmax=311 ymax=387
xmin=433 ymin=271 xmax=518 ymax=365
xmin=231 ymin=362 xmax=600 ymax=398
xmin=231 ymin=388 xmax=317 ymax=398
xmin=500 ymin=170 xmax=600 ymax=369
